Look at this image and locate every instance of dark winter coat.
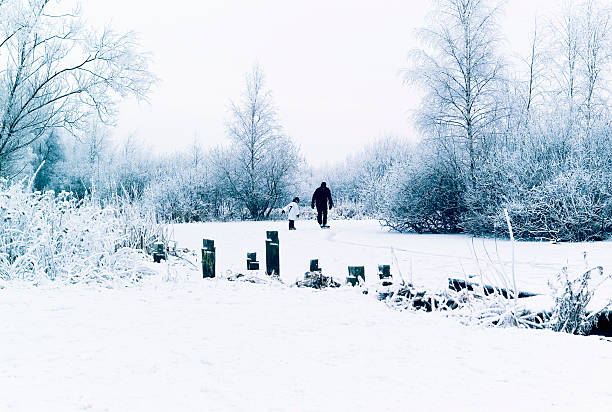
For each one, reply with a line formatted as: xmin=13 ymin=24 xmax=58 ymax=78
xmin=311 ymin=185 xmax=333 ymax=210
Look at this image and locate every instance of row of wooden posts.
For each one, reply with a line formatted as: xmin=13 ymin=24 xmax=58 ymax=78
xmin=201 ymin=230 xmax=392 ymax=285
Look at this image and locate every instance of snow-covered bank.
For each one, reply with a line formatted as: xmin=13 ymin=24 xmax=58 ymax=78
xmin=2 ymin=279 xmax=611 ymax=412
xmin=2 ymin=219 xmax=611 ymax=411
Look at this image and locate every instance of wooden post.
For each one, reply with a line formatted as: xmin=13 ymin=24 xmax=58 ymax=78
xmin=347 ymin=266 xmax=365 ymax=286
xmin=266 ymin=231 xmax=279 ymax=243
xmin=310 ymin=259 xmax=320 ymax=272
xmin=202 ymin=239 xmax=215 ymax=278
xmin=266 ymin=231 xmax=279 ymax=277
xmin=378 ymin=265 xmax=391 ymax=279
xmin=153 ymin=241 xmax=166 ymax=263
xmin=247 ymin=252 xmax=259 ymax=270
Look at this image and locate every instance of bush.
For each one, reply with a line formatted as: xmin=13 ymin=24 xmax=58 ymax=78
xmin=0 ymin=181 xmax=163 ymax=286
xmin=548 ymin=264 xmax=611 ymax=335
xmin=461 ymin=153 xmax=516 ymax=236
xmin=382 ymin=156 xmax=466 ymax=233
xmin=507 ymin=169 xmax=612 ymax=241
xmin=330 ymin=201 xmax=366 ymax=220
xmin=145 ymin=176 xmax=241 ymax=223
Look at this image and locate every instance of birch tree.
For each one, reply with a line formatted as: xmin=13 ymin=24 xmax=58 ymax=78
xmin=550 ymin=1 xmax=581 ymax=131
xmin=407 ymin=0 xmax=505 ymax=185
xmin=523 ymin=21 xmax=547 ymax=117
xmin=549 ymin=0 xmax=611 ymax=138
xmin=577 ymin=0 xmax=611 ymax=135
xmin=218 ymin=65 xmax=299 ymax=219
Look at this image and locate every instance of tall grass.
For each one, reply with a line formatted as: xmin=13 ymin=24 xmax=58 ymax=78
xmin=0 ymin=180 xmax=165 ymax=287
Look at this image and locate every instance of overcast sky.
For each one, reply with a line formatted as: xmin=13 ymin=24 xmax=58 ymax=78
xmin=83 ymin=0 xmax=559 ymax=166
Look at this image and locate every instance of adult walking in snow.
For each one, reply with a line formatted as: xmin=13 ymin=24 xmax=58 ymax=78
xmin=311 ymin=182 xmax=333 ymax=228
xmin=281 ymin=197 xmax=300 ymax=230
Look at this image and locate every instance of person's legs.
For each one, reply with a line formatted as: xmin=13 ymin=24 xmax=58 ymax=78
xmin=289 ymin=220 xmax=295 ymax=230
xmin=317 ymin=208 xmax=323 ymax=225
xmin=322 ymin=209 xmax=328 ymax=226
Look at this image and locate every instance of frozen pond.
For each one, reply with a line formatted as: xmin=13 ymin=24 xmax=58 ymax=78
xmin=171 ymin=219 xmax=612 ymax=298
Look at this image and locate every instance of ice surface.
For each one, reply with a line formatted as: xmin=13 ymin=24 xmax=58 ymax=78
xmin=172 ymin=219 xmax=612 ymax=300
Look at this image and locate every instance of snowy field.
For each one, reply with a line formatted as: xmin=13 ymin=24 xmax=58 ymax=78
xmin=2 ymin=219 xmax=612 ymax=411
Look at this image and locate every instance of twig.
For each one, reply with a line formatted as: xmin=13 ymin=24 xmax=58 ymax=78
xmin=504 ymin=208 xmax=518 ymax=300
xmin=391 ymin=246 xmax=407 ymax=285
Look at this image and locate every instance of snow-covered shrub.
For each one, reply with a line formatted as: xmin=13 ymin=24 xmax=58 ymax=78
xmin=144 ymin=175 xmax=241 ymax=223
xmin=109 ymin=191 xmax=168 ymax=252
xmin=0 ymin=181 xmax=163 ymax=286
xmin=226 ymin=271 xmax=283 ymax=285
xmin=330 ymin=201 xmax=366 ymax=220
xmin=448 ymin=289 xmax=547 ymax=329
xmin=305 ymin=137 xmax=412 ymax=220
xmin=469 ymin=167 xmax=612 ymax=242
xmin=295 ymin=272 xmax=341 ymax=289
xmin=460 ymin=119 xmax=612 ymax=241
xmin=461 ymin=153 xmax=517 ymax=236
xmin=507 ymin=169 xmax=612 ymax=242
xmin=382 ymin=156 xmax=466 ymax=233
xmin=548 ymin=264 xmax=611 ymax=335
xmin=384 ymin=284 xmax=458 ymax=312
xmin=380 ymin=278 xmax=546 ymax=329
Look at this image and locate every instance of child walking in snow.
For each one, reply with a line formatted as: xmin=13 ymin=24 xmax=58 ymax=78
xmin=281 ymin=197 xmax=300 ymax=230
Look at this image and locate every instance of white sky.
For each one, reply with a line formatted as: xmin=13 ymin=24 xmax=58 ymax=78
xmin=82 ymin=0 xmax=559 ymax=166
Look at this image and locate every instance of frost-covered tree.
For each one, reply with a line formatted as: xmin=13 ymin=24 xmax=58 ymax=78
xmin=322 ymin=136 xmax=413 ymax=217
xmin=0 ymin=0 xmax=155 ymax=177
xmin=576 ymin=0 xmax=611 ymax=134
xmin=217 ymin=65 xmax=299 ymax=219
xmin=513 ymin=19 xmax=548 ymax=127
xmin=550 ymin=1 xmax=581 ymax=126
xmin=407 ymin=0 xmax=505 ymax=185
xmin=549 ymin=0 xmax=612 ymax=136
xmin=388 ymin=0 xmax=612 ymax=239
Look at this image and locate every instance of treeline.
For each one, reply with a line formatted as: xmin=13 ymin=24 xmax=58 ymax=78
xmin=379 ymin=0 xmax=612 ymax=242
xmin=23 ymin=66 xmax=303 ymax=223
xmin=318 ymin=0 xmax=612 ymax=241
xmin=3 ymin=0 xmax=612 ymax=241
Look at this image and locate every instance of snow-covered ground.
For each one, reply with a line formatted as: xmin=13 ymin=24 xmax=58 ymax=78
xmin=2 ymin=219 xmax=611 ymax=411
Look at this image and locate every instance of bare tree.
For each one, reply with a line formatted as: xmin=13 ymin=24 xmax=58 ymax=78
xmin=523 ymin=20 xmax=548 ymax=116
xmin=217 ymin=65 xmax=299 ymax=219
xmin=0 ymin=0 xmax=155 ymax=177
xmin=407 ymin=0 xmax=505 ymax=185
xmin=550 ymin=1 xmax=581 ymax=131
xmin=577 ymin=0 xmax=611 ymax=135
xmin=549 ymin=0 xmax=612 ymax=137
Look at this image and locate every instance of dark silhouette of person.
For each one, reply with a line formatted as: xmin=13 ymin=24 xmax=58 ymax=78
xmin=311 ymin=182 xmax=333 ymax=227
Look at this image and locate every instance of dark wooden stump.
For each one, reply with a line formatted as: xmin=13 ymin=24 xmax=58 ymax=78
xmin=347 ymin=266 xmax=365 ymax=286
xmin=378 ymin=265 xmax=391 ymax=279
xmin=202 ymin=239 xmax=215 ymax=278
xmin=266 ymin=231 xmax=279 ymax=277
xmin=266 ymin=230 xmax=279 ymax=243
xmin=310 ymin=259 xmax=320 ymax=272
xmin=152 ymin=241 xmax=166 ymax=263
xmin=590 ymin=311 xmax=612 ymax=337
xmin=247 ymin=252 xmax=259 ymax=270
